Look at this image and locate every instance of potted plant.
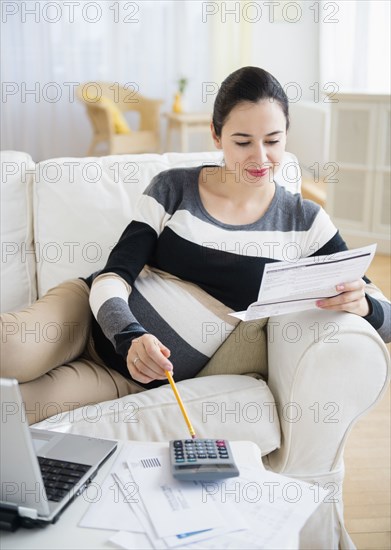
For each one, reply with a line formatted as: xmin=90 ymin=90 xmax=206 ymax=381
xmin=172 ymin=77 xmax=188 ymax=113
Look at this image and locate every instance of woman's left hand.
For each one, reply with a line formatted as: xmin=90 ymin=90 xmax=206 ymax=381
xmin=316 ymin=279 xmax=370 ymax=317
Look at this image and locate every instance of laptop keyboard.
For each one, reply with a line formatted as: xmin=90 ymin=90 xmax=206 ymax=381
xmin=37 ymin=456 xmax=91 ymax=502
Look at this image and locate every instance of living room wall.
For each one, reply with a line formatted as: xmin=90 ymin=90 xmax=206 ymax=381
xmin=1 ymin=1 xmax=389 ymax=161
xmin=1 ymin=0 xmax=321 ymax=161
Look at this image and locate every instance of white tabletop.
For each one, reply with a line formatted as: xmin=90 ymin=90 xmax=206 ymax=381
xmin=1 ymin=440 xmax=266 ymax=550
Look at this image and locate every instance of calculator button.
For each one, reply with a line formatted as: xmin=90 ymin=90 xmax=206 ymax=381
xmin=174 ymin=441 xmax=183 ymax=447
xmin=207 ymin=454 xmax=217 ymax=459
xmin=197 ymin=454 xmax=207 ymax=459
xmin=187 ymin=458 xmax=197 ymax=462
xmin=186 ymin=454 xmax=196 ymax=459
xmin=175 ymin=458 xmax=185 ymax=463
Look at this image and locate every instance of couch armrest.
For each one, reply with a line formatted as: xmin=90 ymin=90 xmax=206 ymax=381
xmin=265 ymin=309 xmax=390 ymax=475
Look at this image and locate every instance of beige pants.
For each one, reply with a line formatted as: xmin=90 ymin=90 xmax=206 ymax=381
xmin=0 ymin=279 xmax=268 ymax=424
xmin=0 ymin=279 xmax=144 ymax=424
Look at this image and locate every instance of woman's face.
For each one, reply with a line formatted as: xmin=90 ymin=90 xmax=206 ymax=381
xmin=212 ymin=99 xmax=287 ymax=186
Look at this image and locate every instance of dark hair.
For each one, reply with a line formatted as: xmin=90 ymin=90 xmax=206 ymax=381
xmin=212 ymin=66 xmax=289 ymax=137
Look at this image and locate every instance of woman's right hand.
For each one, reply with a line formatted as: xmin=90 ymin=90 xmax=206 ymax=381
xmin=127 ymin=334 xmax=173 ymax=384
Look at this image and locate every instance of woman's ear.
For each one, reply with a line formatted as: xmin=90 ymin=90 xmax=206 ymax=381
xmin=210 ymin=122 xmax=222 ymax=149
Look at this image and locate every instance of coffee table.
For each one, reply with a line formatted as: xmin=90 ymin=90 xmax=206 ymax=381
xmin=0 ymin=440 xmax=299 ymax=549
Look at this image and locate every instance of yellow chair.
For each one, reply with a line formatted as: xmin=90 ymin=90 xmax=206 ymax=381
xmin=77 ymin=82 xmax=163 ymax=155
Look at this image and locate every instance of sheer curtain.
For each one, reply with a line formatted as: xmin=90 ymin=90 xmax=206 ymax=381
xmin=320 ymin=0 xmax=390 ymax=93
xmin=1 ymin=1 xmax=212 ymax=161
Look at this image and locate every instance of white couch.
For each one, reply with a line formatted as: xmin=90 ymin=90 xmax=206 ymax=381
xmin=1 ymin=150 xmax=390 ymax=549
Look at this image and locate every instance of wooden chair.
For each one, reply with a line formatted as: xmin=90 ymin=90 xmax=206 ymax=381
xmin=77 ymin=82 xmax=163 ymax=155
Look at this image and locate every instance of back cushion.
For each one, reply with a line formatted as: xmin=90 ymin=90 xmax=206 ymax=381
xmin=1 ymin=151 xmax=37 ymax=312
xmin=34 ymin=151 xmax=301 ymax=297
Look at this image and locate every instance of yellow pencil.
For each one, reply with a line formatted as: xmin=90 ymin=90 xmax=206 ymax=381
xmin=165 ymin=370 xmax=196 ymax=439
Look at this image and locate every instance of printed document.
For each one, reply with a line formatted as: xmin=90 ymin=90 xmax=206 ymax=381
xmin=79 ymin=441 xmax=328 ymax=549
xmin=110 ymin=452 xmax=327 ymax=550
xmin=231 ymin=244 xmax=376 ymax=320
xmin=79 ymin=448 xmax=143 ymax=533
xmin=112 ymin=444 xmax=246 ymax=548
xmin=126 ymin=447 xmax=244 ymax=539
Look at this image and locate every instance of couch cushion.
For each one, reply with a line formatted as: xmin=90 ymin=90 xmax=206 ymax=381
xmin=33 ymin=151 xmax=300 ymax=297
xmin=34 ymin=153 xmax=170 ymax=296
xmin=34 ymin=375 xmax=281 ymax=456
xmin=0 ymin=151 xmax=37 ymax=312
xmin=34 ymin=152 xmax=225 ymax=296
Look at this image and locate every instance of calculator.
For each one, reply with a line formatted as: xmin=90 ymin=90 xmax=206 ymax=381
xmin=169 ymin=439 xmax=240 ymax=481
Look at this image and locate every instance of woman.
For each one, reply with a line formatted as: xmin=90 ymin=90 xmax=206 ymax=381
xmin=2 ymin=67 xmax=390 ymax=422
xmin=88 ymin=66 xmax=389 ymax=385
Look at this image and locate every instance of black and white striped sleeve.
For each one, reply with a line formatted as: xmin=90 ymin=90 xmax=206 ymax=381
xmin=89 ymin=172 xmax=170 ymax=358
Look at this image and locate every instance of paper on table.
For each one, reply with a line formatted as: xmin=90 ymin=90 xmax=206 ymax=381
xmin=78 ymin=448 xmax=143 ymax=533
xmin=110 ymin=530 xmax=156 ymax=550
xmin=114 ymin=455 xmax=247 ymax=548
xmin=112 ymin=470 xmax=243 ymax=550
xmin=112 ymin=466 xmax=168 ymax=550
xmin=126 ymin=448 xmax=236 ymax=539
xmin=162 ymin=493 xmax=248 ymax=548
xmin=231 ymin=244 xmax=377 ymax=320
xmin=111 ymin=464 xmax=327 ymax=550
xmin=184 ymin=465 xmax=328 ymax=549
xmin=80 ymin=441 xmax=245 ymax=549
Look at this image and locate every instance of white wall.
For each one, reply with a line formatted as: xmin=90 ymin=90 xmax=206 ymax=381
xmin=249 ymin=2 xmax=321 ymax=102
xmin=187 ymin=1 xmax=322 ymax=154
xmin=247 ymin=3 xmax=326 ymax=172
xmin=1 ymin=0 xmax=322 ymax=161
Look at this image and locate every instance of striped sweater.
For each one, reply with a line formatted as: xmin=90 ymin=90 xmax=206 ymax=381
xmin=85 ymin=165 xmax=391 ymax=388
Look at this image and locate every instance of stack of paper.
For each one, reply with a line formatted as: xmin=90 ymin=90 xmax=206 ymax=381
xmin=79 ymin=442 xmax=327 ymax=549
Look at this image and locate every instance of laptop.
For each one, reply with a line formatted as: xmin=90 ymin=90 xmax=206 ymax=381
xmin=0 ymin=378 xmax=117 ymax=528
